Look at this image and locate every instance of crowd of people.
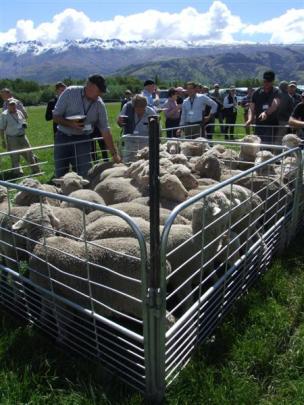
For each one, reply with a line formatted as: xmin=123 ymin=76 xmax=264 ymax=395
xmin=0 ymin=70 xmax=304 ymax=177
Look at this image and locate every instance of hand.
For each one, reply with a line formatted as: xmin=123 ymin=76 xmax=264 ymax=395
xmin=68 ymin=121 xmax=85 ymax=130
xmin=245 ymin=120 xmax=251 ymax=128
xmin=176 ymin=129 xmax=182 ymax=137
xmin=258 ymin=112 xmax=268 ymax=121
xmin=112 ymin=152 xmax=122 ymax=164
xmin=204 ymin=115 xmax=211 ymax=124
xmin=117 ymin=116 xmax=126 ymax=126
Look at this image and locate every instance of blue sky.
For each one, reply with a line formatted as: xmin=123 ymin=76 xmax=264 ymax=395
xmin=0 ymin=0 xmax=303 ymax=45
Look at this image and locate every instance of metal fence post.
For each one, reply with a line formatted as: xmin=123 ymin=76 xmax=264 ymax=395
xmin=143 ymin=115 xmax=166 ymax=403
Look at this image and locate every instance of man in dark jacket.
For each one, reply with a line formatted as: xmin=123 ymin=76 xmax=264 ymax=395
xmin=45 ymin=82 xmax=66 ymax=136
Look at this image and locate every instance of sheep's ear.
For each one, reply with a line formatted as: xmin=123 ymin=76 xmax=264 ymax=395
xmin=49 ymin=213 xmax=60 ymax=229
xmin=52 ymin=178 xmax=64 ymax=185
xmin=80 ymin=179 xmax=90 ymax=186
xmin=212 ymin=205 xmax=221 ymax=216
xmin=12 ymin=219 xmax=24 ymax=231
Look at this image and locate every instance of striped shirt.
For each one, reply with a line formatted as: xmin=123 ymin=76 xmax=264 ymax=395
xmin=53 ymin=86 xmax=110 ymax=136
xmin=180 ymin=94 xmax=217 ymax=126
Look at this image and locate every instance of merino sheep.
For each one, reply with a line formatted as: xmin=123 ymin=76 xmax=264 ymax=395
xmin=160 ymin=173 xmax=188 ymax=203
xmin=167 ymin=164 xmax=198 ymax=191
xmin=14 ymin=178 xmax=61 ymax=206
xmin=86 ymin=161 xmax=114 ymax=189
xmin=53 ymin=171 xmax=90 ymax=195
xmin=99 ymin=166 xmax=128 ymax=182
xmin=238 ymin=135 xmax=261 ymax=170
xmin=61 ymin=189 xmax=105 ymax=214
xmin=0 ymin=186 xmax=8 ymax=212
xmin=166 ymin=140 xmax=181 ymax=155
xmin=86 ymin=203 xmax=189 ymax=226
xmin=180 ymin=137 xmax=209 ymax=157
xmin=282 ymin=133 xmax=302 ymax=149
xmin=81 ymin=215 xmax=151 ymax=241
xmin=255 ymin=151 xmax=277 ymax=176
xmin=29 ymin=236 xmax=175 ymax=328
xmin=194 ymin=154 xmax=222 ymax=181
xmin=94 ymin=177 xmax=142 ymax=205
xmin=168 ymin=153 xmax=191 ymax=168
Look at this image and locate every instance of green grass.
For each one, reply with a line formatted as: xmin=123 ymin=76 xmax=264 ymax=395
xmin=0 ymin=105 xmax=304 ymax=404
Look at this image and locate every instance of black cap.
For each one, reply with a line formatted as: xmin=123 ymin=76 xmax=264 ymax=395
xmin=263 ymin=70 xmax=275 ymax=82
xmin=88 ymin=74 xmax=107 ymax=93
xmin=144 ymin=79 xmax=155 ymax=87
xmin=55 ymin=81 xmax=66 ymax=89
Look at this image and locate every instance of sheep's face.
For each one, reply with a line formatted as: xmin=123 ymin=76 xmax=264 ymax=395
xmin=166 ymin=141 xmax=181 ymax=155
xmin=255 ymin=151 xmax=274 ymax=165
xmin=160 ymin=174 xmax=188 ymax=203
xmin=240 ymin=135 xmax=261 ymax=157
xmin=53 ymin=172 xmax=89 ymax=195
xmin=12 ymin=204 xmax=60 ymax=232
xmin=282 ymin=134 xmax=302 ymax=149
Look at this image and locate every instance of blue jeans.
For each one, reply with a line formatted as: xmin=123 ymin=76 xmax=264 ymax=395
xmin=54 ymin=131 xmax=92 ymax=177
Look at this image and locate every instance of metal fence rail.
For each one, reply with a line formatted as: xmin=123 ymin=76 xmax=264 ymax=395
xmin=0 ymin=126 xmax=303 ymax=402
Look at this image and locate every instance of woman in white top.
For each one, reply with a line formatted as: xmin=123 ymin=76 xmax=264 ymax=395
xmin=223 ymin=86 xmax=238 ymax=140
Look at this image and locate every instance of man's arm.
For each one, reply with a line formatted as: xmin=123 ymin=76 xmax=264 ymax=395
xmin=203 ymin=95 xmax=217 ymax=122
xmin=0 ymin=115 xmax=7 ymax=148
xmin=246 ymin=102 xmax=255 ymax=126
xmin=18 ymin=101 xmax=28 ymax=119
xmin=100 ymin=128 xmax=121 ymax=163
xmin=45 ymin=100 xmax=55 ymax=121
xmin=289 ymin=116 xmax=304 ymax=128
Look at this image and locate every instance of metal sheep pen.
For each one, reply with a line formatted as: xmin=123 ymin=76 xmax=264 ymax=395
xmin=0 ymin=121 xmax=303 ymax=402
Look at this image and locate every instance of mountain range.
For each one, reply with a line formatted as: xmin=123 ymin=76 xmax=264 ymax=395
xmin=0 ymin=39 xmax=303 ymax=84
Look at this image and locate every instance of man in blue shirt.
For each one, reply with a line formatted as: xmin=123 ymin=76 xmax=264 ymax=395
xmin=53 ymin=74 xmax=121 ymax=177
xmin=141 ymin=79 xmax=159 ymax=112
xmin=179 ymin=81 xmax=217 ymax=138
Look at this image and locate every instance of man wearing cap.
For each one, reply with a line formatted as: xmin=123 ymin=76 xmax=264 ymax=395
xmin=246 ymin=70 xmax=280 ymax=144
xmin=120 ymin=89 xmax=133 ymax=110
xmin=0 ymin=99 xmax=39 ymax=176
xmin=53 ymin=74 xmax=121 ymax=178
xmin=45 ymin=81 xmax=67 ymax=136
xmin=141 ymin=80 xmax=159 ymax=111
xmin=288 ymin=81 xmax=301 ymax=108
xmin=178 ymin=81 xmax=217 ymax=138
xmin=289 ymin=92 xmax=304 ymax=138
xmin=1 ymin=88 xmax=27 ymax=118
xmin=276 ymin=81 xmax=294 ymax=144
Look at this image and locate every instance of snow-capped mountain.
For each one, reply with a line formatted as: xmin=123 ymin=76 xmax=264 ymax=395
xmin=0 ymin=39 xmax=303 ymax=83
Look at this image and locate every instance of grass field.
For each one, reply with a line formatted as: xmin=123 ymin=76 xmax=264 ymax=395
xmin=0 ymin=105 xmax=304 ymax=404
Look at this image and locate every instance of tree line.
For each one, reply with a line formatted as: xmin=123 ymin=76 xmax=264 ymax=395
xmin=0 ymin=77 xmax=263 ymax=106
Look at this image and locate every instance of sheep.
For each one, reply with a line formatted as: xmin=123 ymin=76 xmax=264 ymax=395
xmin=29 ymin=236 xmax=175 ymax=329
xmin=0 ymin=206 xmax=30 ymax=272
xmin=12 ymin=203 xmax=60 ymax=252
xmin=86 ymin=161 xmax=114 ymax=189
xmin=81 ymin=215 xmax=151 ymax=241
xmin=282 ymin=133 xmax=302 ymax=149
xmin=194 ymin=154 xmax=222 ymax=181
xmin=167 ymin=164 xmax=198 ymax=191
xmin=94 ymin=177 xmax=142 ymax=205
xmin=14 ymin=178 xmax=61 ymax=207
xmin=166 ymin=140 xmax=181 ymax=155
xmin=61 ymin=189 xmax=105 ymax=214
xmin=180 ymin=137 xmax=209 ymax=157
xmin=86 ymin=203 xmax=190 ymax=226
xmin=255 ymin=151 xmax=277 ymax=176
xmin=52 ymin=171 xmax=90 ymax=195
xmin=238 ymin=135 xmax=261 ymax=170
xmin=160 ymin=173 xmax=188 ymax=203
xmin=168 ymin=153 xmax=191 ymax=168
xmin=99 ymin=165 xmax=128 ymax=182
xmin=220 ymin=169 xmax=243 ymax=182
xmin=234 ymin=175 xmax=292 ymax=229
xmin=0 ymin=186 xmax=8 ymax=212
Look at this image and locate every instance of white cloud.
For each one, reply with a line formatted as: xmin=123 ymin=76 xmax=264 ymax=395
xmin=0 ymin=2 xmax=303 ymax=47
xmin=243 ymin=8 xmax=304 ymax=44
xmin=0 ymin=2 xmax=243 ymax=46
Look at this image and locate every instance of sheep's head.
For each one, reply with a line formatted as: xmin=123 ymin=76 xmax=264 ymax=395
xmin=12 ymin=203 xmax=60 ymax=232
xmin=166 ymin=141 xmax=181 ymax=155
xmin=240 ymin=135 xmax=261 ymax=159
xmin=160 ymin=173 xmax=188 ymax=203
xmin=53 ymin=172 xmax=89 ymax=195
xmin=282 ymin=134 xmax=302 ymax=149
xmin=255 ymin=151 xmax=274 ymax=165
xmin=14 ymin=178 xmax=45 ymax=206
xmin=0 ymin=186 xmax=8 ymax=202
xmin=194 ymin=154 xmax=221 ymax=181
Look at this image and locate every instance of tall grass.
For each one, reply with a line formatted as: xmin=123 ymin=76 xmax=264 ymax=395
xmin=0 ymin=105 xmax=303 ymax=404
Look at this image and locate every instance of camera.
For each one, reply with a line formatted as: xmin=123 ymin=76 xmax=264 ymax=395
xmin=22 ymin=123 xmax=27 ymax=129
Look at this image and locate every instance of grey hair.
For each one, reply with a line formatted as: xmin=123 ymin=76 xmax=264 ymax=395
xmin=132 ymin=94 xmax=147 ymax=108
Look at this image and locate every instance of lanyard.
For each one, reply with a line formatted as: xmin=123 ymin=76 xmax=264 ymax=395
xmin=134 ymin=116 xmax=143 ymax=129
xmin=81 ymin=90 xmax=94 ymax=116
xmin=9 ymin=113 xmax=21 ymax=125
xmin=190 ymin=96 xmax=195 ymax=109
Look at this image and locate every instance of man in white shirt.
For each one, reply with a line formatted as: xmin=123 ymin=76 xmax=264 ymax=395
xmin=179 ymin=81 xmax=217 ymax=138
xmin=0 ymin=99 xmax=39 ymax=176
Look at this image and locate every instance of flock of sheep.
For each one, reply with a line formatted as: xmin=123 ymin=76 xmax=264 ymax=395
xmin=0 ymin=133 xmax=302 ymax=332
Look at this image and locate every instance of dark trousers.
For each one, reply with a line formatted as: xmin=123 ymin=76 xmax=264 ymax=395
xmin=54 ymin=131 xmax=92 ymax=177
xmin=90 ymin=130 xmax=109 ymax=162
xmin=165 ymin=118 xmax=180 ymax=138
xmin=223 ymin=110 xmax=237 ymax=139
xmin=255 ymin=123 xmax=277 ymax=144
